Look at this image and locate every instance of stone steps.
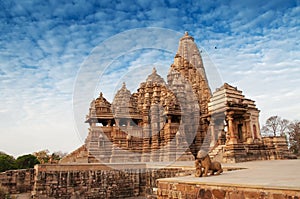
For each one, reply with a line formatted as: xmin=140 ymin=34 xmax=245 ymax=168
xmin=209 ymin=145 xmax=225 ymax=160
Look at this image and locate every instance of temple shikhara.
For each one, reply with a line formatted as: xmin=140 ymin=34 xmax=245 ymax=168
xmin=61 ymin=32 xmax=291 ymax=164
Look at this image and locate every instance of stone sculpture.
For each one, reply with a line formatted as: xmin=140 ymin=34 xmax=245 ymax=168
xmin=194 ymin=159 xmax=203 ymax=177
xmin=195 ymin=150 xmax=223 ymax=177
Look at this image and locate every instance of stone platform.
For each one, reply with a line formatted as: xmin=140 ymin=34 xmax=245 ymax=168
xmin=156 ymin=159 xmax=300 ymax=198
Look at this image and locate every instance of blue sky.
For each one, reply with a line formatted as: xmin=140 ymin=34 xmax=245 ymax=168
xmin=0 ymin=0 xmax=299 ymax=156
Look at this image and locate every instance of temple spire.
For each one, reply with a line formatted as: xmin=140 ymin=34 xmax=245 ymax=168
xmin=152 ymin=67 xmax=157 ymax=74
xmin=170 ymin=32 xmax=212 ymax=115
xmin=122 ymin=82 xmax=126 ymax=89
xmin=180 ymin=31 xmax=194 ymax=42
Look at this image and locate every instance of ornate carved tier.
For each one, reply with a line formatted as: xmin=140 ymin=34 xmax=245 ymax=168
xmin=85 ymin=92 xmax=114 ymax=126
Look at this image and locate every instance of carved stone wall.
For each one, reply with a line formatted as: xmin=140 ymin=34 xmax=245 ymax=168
xmin=263 ymin=136 xmax=296 ymax=159
xmin=32 ymin=165 xmax=193 ymax=199
xmin=0 ymin=164 xmax=194 ymax=198
xmin=0 ymin=169 xmax=35 ymax=194
xmin=221 ymin=136 xmax=296 ymax=163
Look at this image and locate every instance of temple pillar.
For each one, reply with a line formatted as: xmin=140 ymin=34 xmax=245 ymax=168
xmin=168 ymin=115 xmax=172 ymax=124
xmin=150 ymin=104 xmax=159 ymax=161
xmin=227 ymin=114 xmax=237 ymax=144
xmin=115 ymin=119 xmax=120 ymax=127
xmin=141 ymin=124 xmax=151 ymax=162
xmin=245 ymin=118 xmax=253 ymax=144
xmin=127 ymin=119 xmax=131 ymax=127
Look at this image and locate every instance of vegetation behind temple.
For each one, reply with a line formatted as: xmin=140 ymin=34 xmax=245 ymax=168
xmin=0 ymin=150 xmax=66 ymax=172
xmin=261 ymin=115 xmax=300 ymax=155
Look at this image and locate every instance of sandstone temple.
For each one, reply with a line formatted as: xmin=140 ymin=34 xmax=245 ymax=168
xmin=61 ymin=32 xmax=291 ymax=164
xmin=1 ymin=32 xmax=297 ymax=199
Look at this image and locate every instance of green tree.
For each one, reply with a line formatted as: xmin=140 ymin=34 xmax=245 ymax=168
xmin=0 ymin=153 xmax=16 ymax=172
xmin=15 ymin=154 xmax=40 ymax=169
xmin=288 ymin=120 xmax=300 ymax=155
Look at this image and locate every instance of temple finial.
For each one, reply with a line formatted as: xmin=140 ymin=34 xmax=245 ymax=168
xmin=180 ymin=31 xmax=194 ymax=42
xmin=152 ymin=67 xmax=157 ymax=73
xmin=122 ymin=82 xmax=126 ymax=88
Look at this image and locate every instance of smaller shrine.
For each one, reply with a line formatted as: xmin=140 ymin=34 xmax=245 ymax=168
xmin=208 ymin=83 xmax=261 ymax=146
xmin=207 ymin=83 xmax=292 ymax=163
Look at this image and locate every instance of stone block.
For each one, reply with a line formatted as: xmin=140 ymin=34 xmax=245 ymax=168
xmin=212 ymin=189 xmax=226 ymax=199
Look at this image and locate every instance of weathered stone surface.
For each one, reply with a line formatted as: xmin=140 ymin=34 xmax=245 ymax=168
xmin=157 ymin=183 xmax=300 ymax=199
xmin=212 ymin=189 xmax=226 ymax=199
xmin=272 ymin=193 xmax=287 ymax=199
xmin=228 ymin=190 xmax=245 ymax=199
xmin=197 ymin=189 xmax=212 ymax=199
xmin=0 ymin=164 xmax=194 ymax=198
xmin=243 ymin=191 xmax=260 ymax=199
xmin=0 ymin=169 xmax=35 ymax=194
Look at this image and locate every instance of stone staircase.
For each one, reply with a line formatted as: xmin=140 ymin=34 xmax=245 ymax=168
xmin=86 ymin=132 xmax=113 ymax=163
xmin=209 ymin=144 xmax=225 ymax=162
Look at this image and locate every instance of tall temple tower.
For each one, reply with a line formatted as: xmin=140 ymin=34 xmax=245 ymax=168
xmin=172 ymin=31 xmax=211 ymax=109
xmin=61 ymin=32 xmax=212 ymax=163
xmin=167 ymin=32 xmax=212 ymax=156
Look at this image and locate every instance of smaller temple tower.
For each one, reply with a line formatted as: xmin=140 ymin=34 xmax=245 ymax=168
xmin=207 ymin=83 xmax=293 ymax=163
xmin=208 ymin=83 xmax=261 ymax=147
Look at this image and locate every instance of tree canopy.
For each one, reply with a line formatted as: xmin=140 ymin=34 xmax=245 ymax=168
xmin=288 ymin=120 xmax=300 ymax=155
xmin=262 ymin=116 xmax=289 ymax=137
xmin=262 ymin=116 xmax=300 ymax=155
xmin=0 ymin=153 xmax=16 ymax=172
xmin=15 ymin=154 xmax=40 ymax=169
xmin=0 ymin=149 xmax=66 ymax=172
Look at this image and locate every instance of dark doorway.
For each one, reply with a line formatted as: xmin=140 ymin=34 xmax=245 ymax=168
xmin=238 ymin=124 xmax=243 ymax=141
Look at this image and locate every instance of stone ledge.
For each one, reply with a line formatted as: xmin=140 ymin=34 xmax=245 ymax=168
xmin=157 ymin=160 xmax=300 ymax=198
xmin=35 ymin=163 xmax=147 ymax=171
xmin=157 ymin=182 xmax=300 ymax=199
